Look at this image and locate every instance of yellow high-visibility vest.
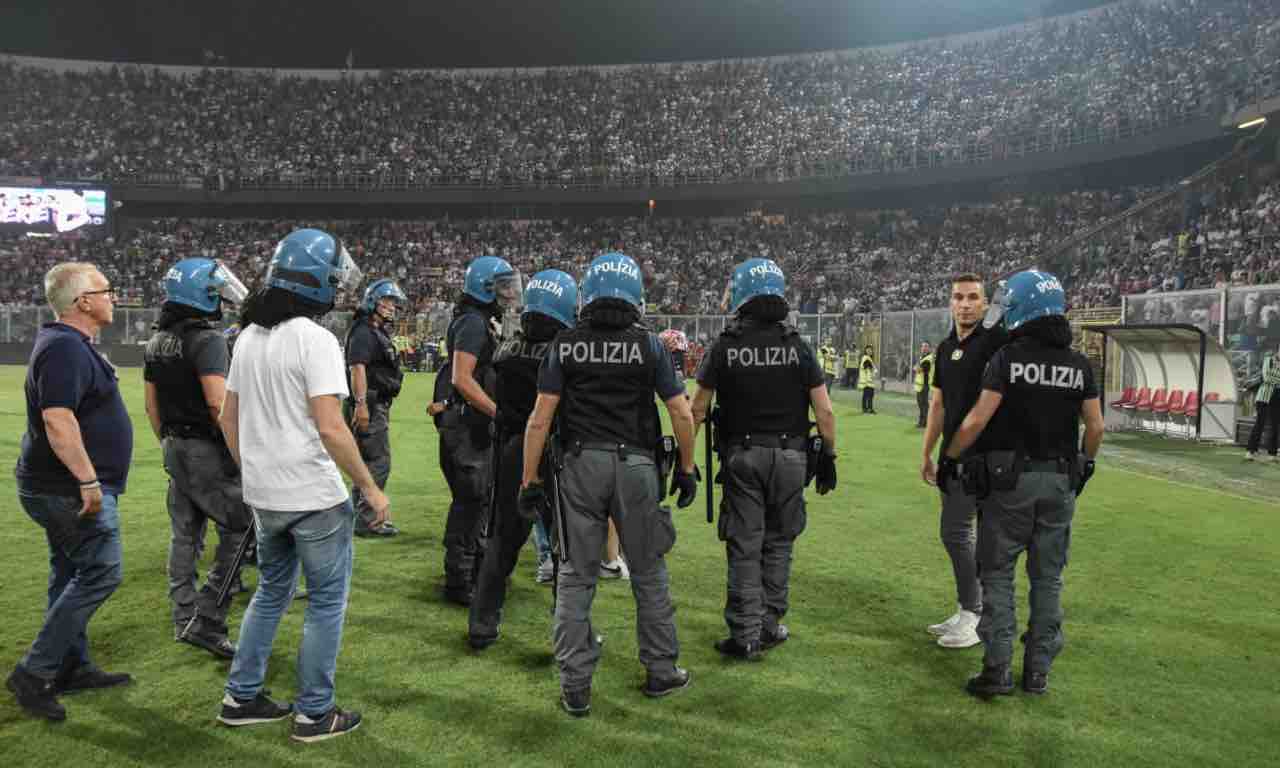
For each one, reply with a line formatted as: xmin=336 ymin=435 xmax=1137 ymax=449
xmin=822 ymin=347 xmax=837 ymax=376
xmin=914 ymin=353 xmax=934 ymax=392
xmin=858 ymin=354 xmax=877 ymax=389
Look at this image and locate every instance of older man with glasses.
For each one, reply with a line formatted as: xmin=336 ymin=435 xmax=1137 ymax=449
xmin=9 ymin=263 xmax=133 ymax=722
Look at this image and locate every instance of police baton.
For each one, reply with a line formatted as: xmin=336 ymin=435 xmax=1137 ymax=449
xmin=704 ymin=407 xmax=718 ymax=524
xmin=483 ymin=419 xmax=502 ymax=540
xmin=179 ymin=525 xmax=255 ymax=643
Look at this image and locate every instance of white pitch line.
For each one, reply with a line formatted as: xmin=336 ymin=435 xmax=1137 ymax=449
xmin=1108 ymin=465 xmax=1279 ymax=507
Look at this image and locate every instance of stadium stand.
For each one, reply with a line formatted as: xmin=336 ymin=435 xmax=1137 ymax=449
xmin=1 ymin=0 xmax=1276 ymax=187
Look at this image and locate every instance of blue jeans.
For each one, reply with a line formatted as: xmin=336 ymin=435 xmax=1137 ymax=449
xmin=226 ymin=500 xmax=354 ymax=718
xmin=18 ymin=491 xmax=124 ymax=680
xmin=532 ymin=518 xmax=552 ymax=563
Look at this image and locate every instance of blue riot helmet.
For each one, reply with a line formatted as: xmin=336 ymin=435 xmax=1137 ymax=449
xmin=729 ymin=257 xmax=787 ymax=314
xmin=580 ymin=252 xmax=644 ymax=311
xmin=362 ymin=278 xmax=408 ymax=321
xmin=463 ymin=256 xmax=521 ymax=309
xmin=266 ymin=228 xmax=363 ymax=307
xmin=984 ymin=269 xmax=1067 ymax=331
xmin=522 ymin=269 xmax=578 ymax=328
xmin=163 ymin=257 xmax=250 ymax=314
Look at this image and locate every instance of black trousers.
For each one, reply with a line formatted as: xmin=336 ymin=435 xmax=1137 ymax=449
xmin=862 ymin=386 xmax=875 ymax=412
xmin=1247 ymin=393 xmax=1280 ymax=454
xmin=916 ymin=389 xmax=929 ymax=426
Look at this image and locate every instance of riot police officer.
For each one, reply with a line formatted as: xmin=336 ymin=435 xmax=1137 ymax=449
xmin=345 ymin=278 xmax=408 ymax=537
xmin=520 ymin=252 xmax=699 ymax=718
xmin=439 ymin=256 xmax=521 ymax=605
xmin=143 ymin=257 xmax=251 ymax=659
xmin=941 ymin=269 xmax=1104 ymax=698
xmin=468 ymin=269 xmax=577 ymax=650
xmin=691 ymin=258 xmax=837 ymax=660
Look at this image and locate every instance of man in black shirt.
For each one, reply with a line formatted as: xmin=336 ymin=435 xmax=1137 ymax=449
xmin=345 ymin=278 xmax=408 ymax=537
xmin=144 ymin=258 xmax=251 ymax=660
xmin=521 ymin=252 xmax=698 ymax=717
xmin=468 ymin=269 xmax=578 ymax=649
xmin=439 ymin=256 xmax=520 ymax=605
xmin=943 ymin=269 xmax=1104 ymax=698
xmin=921 ymin=274 xmax=1009 ymax=649
xmin=692 ymin=258 xmax=837 ymax=661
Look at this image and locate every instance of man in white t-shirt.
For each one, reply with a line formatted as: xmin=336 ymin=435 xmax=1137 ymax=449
xmin=214 ymin=229 xmax=389 ymax=744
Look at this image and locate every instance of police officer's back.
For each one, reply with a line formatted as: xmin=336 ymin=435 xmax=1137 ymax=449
xmin=344 ymin=278 xmax=408 ymax=537
xmin=519 ymin=252 xmax=699 ymax=717
xmin=468 ymin=269 xmax=577 ymax=650
xmin=942 ymin=270 xmax=1104 ymax=698
xmin=143 ymin=257 xmax=251 ymax=659
xmin=692 ymin=258 xmax=837 ymax=660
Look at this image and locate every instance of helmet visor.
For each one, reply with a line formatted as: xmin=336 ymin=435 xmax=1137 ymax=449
xmin=333 ymin=244 xmax=364 ymax=295
xmin=493 ymin=271 xmax=523 ymax=311
xmin=214 ymin=261 xmax=249 ymax=305
xmin=983 ymin=281 xmax=1010 ymax=329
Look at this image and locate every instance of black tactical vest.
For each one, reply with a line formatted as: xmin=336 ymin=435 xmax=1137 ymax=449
xmin=556 ymin=324 xmax=660 ymax=449
xmin=143 ymin=318 xmax=224 ymax=434
xmin=345 ymin=315 xmax=404 ymax=401
xmin=984 ymin=336 xmax=1094 ymax=459
xmin=714 ymin=321 xmax=812 ymax=438
xmin=493 ymin=332 xmax=552 ymax=435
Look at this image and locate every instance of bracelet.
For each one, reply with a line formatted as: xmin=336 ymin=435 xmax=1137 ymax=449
xmin=354 ymin=395 xmax=368 ymax=405
xmin=79 ymin=480 xmax=101 ymax=490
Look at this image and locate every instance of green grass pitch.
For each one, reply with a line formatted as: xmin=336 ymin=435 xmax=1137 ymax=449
xmin=0 ymin=366 xmax=1277 ymax=767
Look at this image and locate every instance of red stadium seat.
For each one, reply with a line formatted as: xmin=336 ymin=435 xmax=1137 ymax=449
xmin=1180 ymin=391 xmax=1202 ymax=439
xmin=1109 ymin=386 xmax=1136 ymax=410
xmin=1121 ymin=387 xmax=1149 ymax=411
xmin=1137 ymin=388 xmax=1165 ymax=431
xmin=1204 ymin=392 xmax=1220 ymax=403
xmin=1158 ymin=389 xmax=1183 ymax=435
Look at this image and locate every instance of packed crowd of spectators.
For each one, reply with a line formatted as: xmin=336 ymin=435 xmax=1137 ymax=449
xmin=2 ymin=0 xmax=1276 ymax=186
xmin=3 ymin=176 xmax=1277 ymax=318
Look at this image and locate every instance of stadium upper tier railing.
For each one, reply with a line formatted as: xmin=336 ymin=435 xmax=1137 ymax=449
xmin=110 ymin=102 xmax=1215 ymax=193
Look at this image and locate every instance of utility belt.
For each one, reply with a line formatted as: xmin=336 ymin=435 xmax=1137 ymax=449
xmin=564 ymin=439 xmax=655 ymax=461
xmin=161 ymin=423 xmax=221 ymax=442
xmin=961 ymin=452 xmax=1075 ymax=497
xmin=720 ymin=433 xmax=808 ymax=451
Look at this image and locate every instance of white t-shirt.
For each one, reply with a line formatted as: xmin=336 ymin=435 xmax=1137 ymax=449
xmin=226 ymin=317 xmax=350 ymax=511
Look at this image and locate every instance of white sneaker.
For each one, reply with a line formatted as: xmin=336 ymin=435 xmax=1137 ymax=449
xmin=535 ymin=558 xmax=555 ymax=584
xmin=1245 ymin=452 xmax=1257 ymax=462
xmin=937 ymin=610 xmax=981 ymax=649
xmin=599 ymin=558 xmax=630 ymax=581
xmin=927 ymin=605 xmax=964 ymax=636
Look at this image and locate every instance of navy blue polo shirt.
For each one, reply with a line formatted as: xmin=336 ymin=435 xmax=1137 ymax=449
xmin=16 ymin=323 xmax=134 ymax=496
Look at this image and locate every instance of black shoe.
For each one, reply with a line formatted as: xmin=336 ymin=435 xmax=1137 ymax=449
xmin=7 ymin=665 xmax=65 ymax=722
xmin=714 ymin=637 xmax=763 ymax=661
xmin=468 ymin=632 xmax=498 ymax=651
xmin=760 ymin=624 xmax=790 ymax=651
xmin=356 ymin=522 xmax=398 ymax=538
xmin=179 ymin=618 xmax=237 ymax=660
xmin=965 ymin=665 xmax=1015 ymax=699
xmin=55 ymin=664 xmax=132 ymax=695
xmin=561 ymin=687 xmax=591 ymax=718
xmin=643 ymin=667 xmax=691 ymax=698
xmin=290 ymin=706 xmax=362 ymax=743
xmin=1022 ymin=669 xmax=1049 ymax=695
xmin=217 ymin=691 xmax=293 ymax=726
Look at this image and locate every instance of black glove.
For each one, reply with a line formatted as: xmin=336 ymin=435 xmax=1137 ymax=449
xmin=671 ymin=466 xmax=699 ymax=508
xmin=518 ymin=483 xmax=547 ymax=521
xmin=937 ymin=456 xmax=960 ymax=494
xmin=816 ymin=452 xmax=837 ymax=495
xmin=1075 ymin=458 xmax=1096 ymax=497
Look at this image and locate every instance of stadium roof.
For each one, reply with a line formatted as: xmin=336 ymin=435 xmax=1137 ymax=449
xmin=2 ymin=0 xmax=1110 ymax=69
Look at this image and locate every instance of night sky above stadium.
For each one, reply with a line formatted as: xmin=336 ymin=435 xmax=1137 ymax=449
xmin=3 ymin=0 xmax=1109 ymax=68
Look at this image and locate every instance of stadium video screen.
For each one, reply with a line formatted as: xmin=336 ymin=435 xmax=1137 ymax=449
xmin=0 ymin=186 xmax=109 ymax=236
